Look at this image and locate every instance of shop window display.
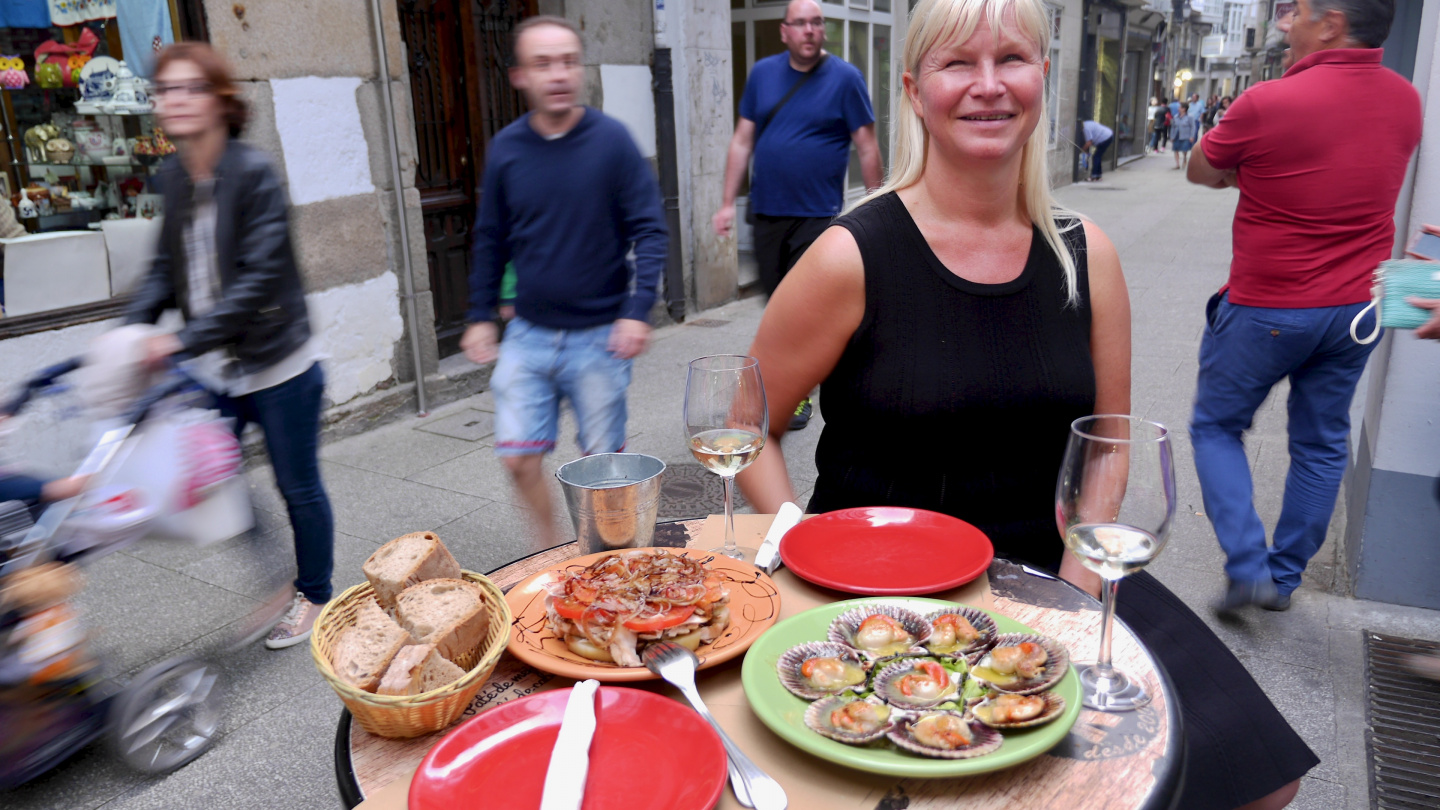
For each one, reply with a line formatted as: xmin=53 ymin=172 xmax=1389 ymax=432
xmin=0 ymin=10 xmax=178 ymax=331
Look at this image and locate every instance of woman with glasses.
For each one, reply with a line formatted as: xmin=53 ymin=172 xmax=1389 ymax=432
xmin=738 ymin=0 xmax=1315 ymax=807
xmin=124 ymin=42 xmax=334 ymax=650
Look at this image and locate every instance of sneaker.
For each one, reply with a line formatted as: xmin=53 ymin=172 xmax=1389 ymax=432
xmin=789 ymin=397 xmax=813 ymax=431
xmin=265 ymin=591 xmax=323 ymax=649
xmin=1213 ymin=578 xmax=1281 ymax=615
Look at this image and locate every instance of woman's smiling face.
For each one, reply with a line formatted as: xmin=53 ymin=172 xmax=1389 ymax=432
xmin=905 ymin=9 xmax=1046 ymax=165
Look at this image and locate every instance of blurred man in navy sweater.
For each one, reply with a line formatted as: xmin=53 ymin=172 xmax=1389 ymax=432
xmin=462 ymin=15 xmax=667 ymax=548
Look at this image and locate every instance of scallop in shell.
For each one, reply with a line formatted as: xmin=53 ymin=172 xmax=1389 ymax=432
xmin=970 ymin=633 xmax=1069 ymax=695
xmin=872 ymin=657 xmax=963 ymax=709
xmin=776 ymin=641 xmax=870 ymax=700
xmin=804 ymin=695 xmax=895 ymax=744
xmin=923 ymin=606 xmax=998 ymax=660
xmin=827 ymin=604 xmax=931 ymax=659
xmin=887 ymin=711 xmax=1003 ymax=759
xmin=972 ymin=691 xmax=1067 ymax=729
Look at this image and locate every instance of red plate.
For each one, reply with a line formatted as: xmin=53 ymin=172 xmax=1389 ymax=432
xmin=778 ymin=507 xmax=995 ymax=595
xmin=410 ymin=686 xmax=727 ymax=810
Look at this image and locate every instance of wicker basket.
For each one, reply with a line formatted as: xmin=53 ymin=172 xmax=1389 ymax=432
xmin=311 ymin=570 xmax=511 ymax=739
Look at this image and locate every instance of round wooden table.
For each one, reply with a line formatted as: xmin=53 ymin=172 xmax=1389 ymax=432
xmin=334 ymin=519 xmax=1184 ymax=810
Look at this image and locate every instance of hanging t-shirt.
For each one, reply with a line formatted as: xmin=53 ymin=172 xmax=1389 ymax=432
xmin=49 ymin=0 xmax=115 ymax=26
xmin=739 ymin=53 xmax=874 ymax=218
xmin=0 ymin=0 xmax=51 ymax=28
xmin=116 ymin=0 xmax=173 ymax=78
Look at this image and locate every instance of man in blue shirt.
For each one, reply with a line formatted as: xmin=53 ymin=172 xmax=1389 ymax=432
xmin=1080 ymin=120 xmax=1114 ymax=181
xmin=462 ymin=16 xmax=667 ymax=548
xmin=714 ymin=0 xmax=881 ymax=429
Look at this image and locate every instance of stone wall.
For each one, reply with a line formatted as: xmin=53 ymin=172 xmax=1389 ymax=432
xmin=203 ymin=0 xmax=432 ymax=405
xmin=1049 ymin=0 xmax=1085 ymax=190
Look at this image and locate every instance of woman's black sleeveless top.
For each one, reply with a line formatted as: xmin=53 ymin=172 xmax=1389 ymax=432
xmin=809 ymin=192 xmax=1095 ymax=571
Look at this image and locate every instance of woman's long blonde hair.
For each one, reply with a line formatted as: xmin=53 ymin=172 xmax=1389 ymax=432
xmin=852 ymin=0 xmax=1080 ymax=303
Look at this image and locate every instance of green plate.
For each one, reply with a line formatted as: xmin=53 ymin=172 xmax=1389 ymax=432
xmin=740 ymin=597 xmax=1082 ymax=778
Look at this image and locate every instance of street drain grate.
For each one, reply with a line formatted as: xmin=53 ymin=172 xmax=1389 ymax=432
xmin=1365 ymin=631 xmax=1440 ymax=810
xmin=686 ymin=318 xmax=730 ymax=328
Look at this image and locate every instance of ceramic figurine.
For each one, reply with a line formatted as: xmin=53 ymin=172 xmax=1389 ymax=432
xmin=36 ymin=61 xmax=63 ymax=89
xmin=24 ymin=123 xmax=60 ymax=163
xmin=17 ymin=189 xmax=37 ymax=219
xmin=45 ymin=138 xmax=75 ymax=164
xmin=67 ymin=54 xmax=90 ymax=87
xmin=106 ymin=61 xmax=151 ymax=113
xmin=0 ymin=55 xmax=29 ymax=89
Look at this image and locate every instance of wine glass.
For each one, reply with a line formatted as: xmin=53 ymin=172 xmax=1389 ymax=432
xmin=684 ymin=355 xmax=768 ymax=561
xmin=1055 ymin=414 xmax=1175 ymax=711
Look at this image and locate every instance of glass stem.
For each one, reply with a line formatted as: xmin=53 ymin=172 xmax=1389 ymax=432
xmin=722 ymin=475 xmax=737 ymax=557
xmin=1095 ymin=576 xmax=1121 ymax=680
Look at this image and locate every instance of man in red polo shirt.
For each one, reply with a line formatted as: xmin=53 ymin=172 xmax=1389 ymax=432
xmin=1186 ymin=0 xmax=1421 ymax=614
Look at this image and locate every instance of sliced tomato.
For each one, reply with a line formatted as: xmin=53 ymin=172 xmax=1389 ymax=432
xmin=622 ymin=605 xmax=695 ymax=633
xmin=552 ymin=598 xmax=591 ymax=621
xmin=567 ymin=581 xmax=599 ymax=603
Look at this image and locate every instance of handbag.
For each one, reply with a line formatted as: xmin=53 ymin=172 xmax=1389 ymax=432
xmin=745 ymin=54 xmax=828 ymax=226
xmin=1350 ymin=259 xmax=1440 ymax=344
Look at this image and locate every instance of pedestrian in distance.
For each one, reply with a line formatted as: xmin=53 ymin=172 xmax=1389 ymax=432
xmin=1080 ymin=119 xmax=1113 ymax=181
xmin=461 ymin=16 xmax=667 ymax=551
xmin=124 ymin=42 xmax=335 ymax=649
xmin=1170 ymin=102 xmax=1199 ymax=169
xmin=713 ymin=0 xmax=882 ymax=431
xmin=1147 ymin=97 xmax=1167 ymax=153
xmin=736 ymin=0 xmax=1317 ymax=806
xmin=1186 ymin=0 xmax=1422 ymax=613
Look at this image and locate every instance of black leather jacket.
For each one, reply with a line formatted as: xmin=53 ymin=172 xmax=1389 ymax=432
xmin=125 ymin=140 xmax=310 ymax=375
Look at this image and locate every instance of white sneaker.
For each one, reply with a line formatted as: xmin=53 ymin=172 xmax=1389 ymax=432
xmin=264 ymin=591 xmax=323 ymax=650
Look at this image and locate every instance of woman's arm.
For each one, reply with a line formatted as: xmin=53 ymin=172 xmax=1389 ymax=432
xmin=1058 ymin=220 xmax=1132 ymax=598
xmin=736 ymin=225 xmax=866 ymax=514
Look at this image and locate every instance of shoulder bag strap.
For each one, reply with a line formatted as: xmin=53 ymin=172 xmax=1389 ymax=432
xmin=752 ymin=53 xmax=828 ymax=147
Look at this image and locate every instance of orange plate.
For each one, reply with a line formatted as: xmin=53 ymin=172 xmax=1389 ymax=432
xmin=504 ymin=547 xmax=782 ymax=682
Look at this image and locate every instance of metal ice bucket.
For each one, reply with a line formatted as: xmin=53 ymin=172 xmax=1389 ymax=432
xmin=555 ymin=453 xmax=666 ymax=555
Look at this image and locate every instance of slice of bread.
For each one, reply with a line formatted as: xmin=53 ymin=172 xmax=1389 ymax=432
xmin=376 ymin=643 xmax=468 ymax=696
xmin=331 ymin=599 xmax=415 ymax=692
xmin=396 ymin=578 xmax=489 ymax=664
xmin=363 ymin=532 xmax=461 ymax=611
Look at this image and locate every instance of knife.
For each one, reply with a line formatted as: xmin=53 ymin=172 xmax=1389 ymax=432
xmin=539 ymin=679 xmax=600 ymax=810
xmin=754 ymin=502 xmax=802 ymax=576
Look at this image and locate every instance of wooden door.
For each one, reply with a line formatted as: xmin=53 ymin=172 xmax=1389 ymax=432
xmin=398 ymin=0 xmax=529 ymax=357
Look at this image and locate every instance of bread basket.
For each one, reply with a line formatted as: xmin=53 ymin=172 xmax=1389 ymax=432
xmin=311 ymin=570 xmax=510 ymax=739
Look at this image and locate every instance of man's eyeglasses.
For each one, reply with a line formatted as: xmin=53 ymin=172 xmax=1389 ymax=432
xmin=783 ymin=17 xmax=825 ymax=30
xmin=153 ymin=81 xmax=214 ymax=99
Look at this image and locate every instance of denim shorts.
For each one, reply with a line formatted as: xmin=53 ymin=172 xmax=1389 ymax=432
xmin=1174 ymin=138 xmax=1194 ymax=153
xmin=491 ymin=317 xmax=632 ymax=457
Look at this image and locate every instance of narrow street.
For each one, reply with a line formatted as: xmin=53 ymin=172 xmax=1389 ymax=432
xmin=11 ymin=154 xmax=1434 ymax=810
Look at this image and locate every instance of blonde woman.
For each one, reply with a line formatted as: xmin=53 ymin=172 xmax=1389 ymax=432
xmin=737 ymin=0 xmax=1313 ymax=807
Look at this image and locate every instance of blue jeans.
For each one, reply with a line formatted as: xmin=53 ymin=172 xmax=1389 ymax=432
xmin=1190 ymin=293 xmax=1378 ymax=595
xmin=220 ymin=363 xmax=334 ymax=604
xmin=1090 ymin=137 xmax=1112 ymax=179
xmin=492 ymin=318 xmax=632 ymax=457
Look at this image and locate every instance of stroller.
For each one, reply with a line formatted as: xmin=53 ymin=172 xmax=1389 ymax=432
xmin=0 ymin=356 xmax=274 ymax=789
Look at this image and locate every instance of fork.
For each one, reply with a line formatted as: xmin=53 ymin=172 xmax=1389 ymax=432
xmin=642 ymin=642 xmax=788 ymax=810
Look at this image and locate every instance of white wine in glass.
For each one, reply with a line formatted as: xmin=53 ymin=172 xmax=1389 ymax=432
xmin=1056 ymin=414 xmax=1175 ymax=712
xmin=683 ymin=355 xmax=768 ymax=561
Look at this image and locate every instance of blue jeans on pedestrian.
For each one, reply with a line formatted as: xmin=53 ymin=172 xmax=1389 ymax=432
xmin=1090 ymin=137 xmax=1113 ymax=179
xmin=492 ymin=317 xmax=632 ymax=457
xmin=1190 ymin=293 xmax=1378 ymax=596
xmin=220 ymin=362 xmax=334 ymax=604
